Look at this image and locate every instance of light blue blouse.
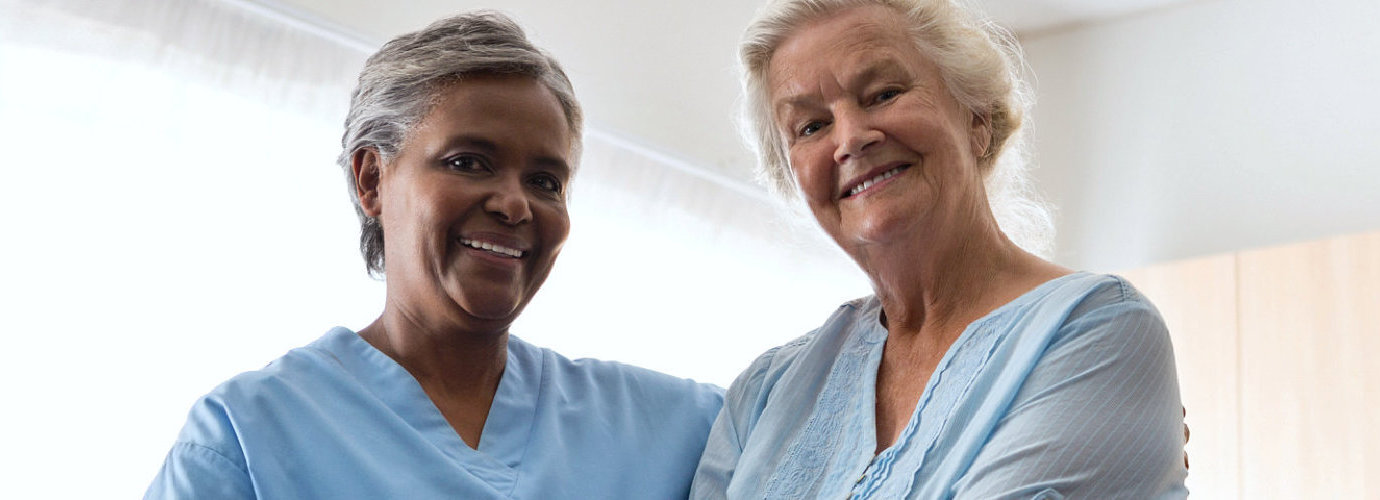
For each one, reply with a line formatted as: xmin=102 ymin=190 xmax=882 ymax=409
xmin=692 ymin=273 xmax=1188 ymax=499
xmin=146 ymin=327 xmax=724 ymax=499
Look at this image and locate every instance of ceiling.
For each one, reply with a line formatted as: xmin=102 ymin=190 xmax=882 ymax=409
xmin=265 ymin=0 xmax=1201 ymax=187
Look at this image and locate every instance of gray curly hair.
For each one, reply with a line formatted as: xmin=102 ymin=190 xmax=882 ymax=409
xmin=338 ymin=11 xmax=583 ymax=276
xmin=740 ymin=0 xmax=1053 ymax=256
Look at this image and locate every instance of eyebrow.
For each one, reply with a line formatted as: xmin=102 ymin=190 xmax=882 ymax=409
xmin=445 ymin=134 xmax=572 ymax=174
xmin=535 ymin=156 xmax=572 ymax=177
xmin=445 ymin=134 xmax=498 ymax=154
xmin=853 ymin=58 xmax=910 ymax=88
xmin=773 ymin=57 xmax=912 ymax=114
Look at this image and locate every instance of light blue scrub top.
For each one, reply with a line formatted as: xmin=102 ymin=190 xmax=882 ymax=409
xmin=692 ymin=273 xmax=1189 ymax=499
xmin=146 ymin=327 xmax=724 ymax=499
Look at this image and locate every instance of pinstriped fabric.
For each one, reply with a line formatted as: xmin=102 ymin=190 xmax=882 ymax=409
xmin=690 ymin=273 xmax=1188 ymax=500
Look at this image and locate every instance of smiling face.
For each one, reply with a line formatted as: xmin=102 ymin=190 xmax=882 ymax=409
xmin=768 ymin=5 xmax=992 ymax=267
xmin=355 ymin=75 xmax=573 ymax=334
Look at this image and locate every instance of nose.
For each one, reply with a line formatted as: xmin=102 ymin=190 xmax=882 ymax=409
xmin=832 ymin=107 xmax=883 ymax=165
xmin=483 ymin=178 xmax=532 ymax=225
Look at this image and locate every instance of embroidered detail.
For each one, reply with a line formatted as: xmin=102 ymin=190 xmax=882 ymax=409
xmin=753 ymin=274 xmax=1099 ymax=499
xmin=762 ymin=305 xmax=881 ymax=498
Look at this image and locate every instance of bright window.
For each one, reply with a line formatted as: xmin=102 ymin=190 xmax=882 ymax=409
xmin=0 ymin=0 xmax=867 ymax=496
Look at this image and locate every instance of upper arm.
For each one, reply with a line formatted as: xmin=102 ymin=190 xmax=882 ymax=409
xmin=689 ymin=346 xmax=783 ymax=500
xmin=145 ymin=442 xmax=255 ymax=500
xmin=146 ymin=394 xmax=257 ymax=500
xmin=953 ymin=294 xmax=1188 ymax=499
xmin=689 ymin=400 xmax=743 ymax=500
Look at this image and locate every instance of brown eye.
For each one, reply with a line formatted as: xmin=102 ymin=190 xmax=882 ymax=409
xmin=445 ymin=155 xmax=488 ymax=173
xmin=799 ymin=121 xmax=825 ymax=137
xmin=528 ymin=173 xmax=562 ymax=194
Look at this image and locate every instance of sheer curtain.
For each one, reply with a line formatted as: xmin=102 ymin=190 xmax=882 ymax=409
xmin=0 ymin=0 xmax=866 ymax=495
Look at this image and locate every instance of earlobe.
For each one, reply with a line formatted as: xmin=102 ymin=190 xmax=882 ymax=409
xmin=352 ymin=148 xmax=384 ymax=218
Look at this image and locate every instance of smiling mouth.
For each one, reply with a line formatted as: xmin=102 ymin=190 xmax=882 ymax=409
xmin=844 ymin=164 xmax=910 ymax=198
xmin=459 ymin=238 xmax=526 ymax=258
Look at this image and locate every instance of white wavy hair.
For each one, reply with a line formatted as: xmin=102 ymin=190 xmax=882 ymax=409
xmin=739 ymin=0 xmax=1054 ymax=257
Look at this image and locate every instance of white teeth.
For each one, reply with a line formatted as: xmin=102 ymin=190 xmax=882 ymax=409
xmin=460 ymin=238 xmax=525 ymax=258
xmin=847 ymin=166 xmax=906 ymax=197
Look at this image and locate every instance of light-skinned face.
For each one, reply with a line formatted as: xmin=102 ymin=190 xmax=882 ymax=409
xmin=355 ymin=75 xmax=572 ymax=334
xmin=768 ymin=5 xmax=991 ymax=266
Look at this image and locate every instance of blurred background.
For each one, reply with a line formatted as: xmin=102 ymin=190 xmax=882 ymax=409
xmin=1 ymin=0 xmax=1376 ymax=497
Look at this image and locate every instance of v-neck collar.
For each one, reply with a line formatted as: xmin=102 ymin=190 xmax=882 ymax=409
xmin=859 ymin=272 xmax=1086 ymax=453
xmin=311 ymin=328 xmax=543 ymax=492
xmin=478 ymin=335 xmax=542 ymax=468
xmin=847 ymin=272 xmax=1088 ymax=495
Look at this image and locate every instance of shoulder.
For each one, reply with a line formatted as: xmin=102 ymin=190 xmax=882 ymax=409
xmin=1067 ymin=273 xmax=1155 ymax=313
xmin=510 ymin=336 xmax=724 ymax=418
xmin=1054 ymin=273 xmax=1167 ymax=345
xmin=719 ymin=295 xmax=877 ymax=425
xmin=999 ymin=273 xmax=1168 ymax=353
xmin=1008 ymin=273 xmax=1180 ymax=416
xmin=954 ymin=274 xmax=1187 ymax=496
xmin=171 ymin=329 xmax=353 ymax=454
xmin=206 ymin=331 xmax=351 ymax=407
xmin=742 ymin=295 xmax=874 ymax=382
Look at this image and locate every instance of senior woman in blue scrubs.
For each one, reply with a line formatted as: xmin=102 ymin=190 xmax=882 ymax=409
xmin=691 ymin=0 xmax=1188 ymax=498
xmin=146 ymin=12 xmax=722 ymax=499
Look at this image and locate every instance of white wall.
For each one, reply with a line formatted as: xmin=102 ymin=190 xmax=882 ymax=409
xmin=1023 ymin=0 xmax=1380 ymax=271
xmin=267 ymin=0 xmax=765 ymax=181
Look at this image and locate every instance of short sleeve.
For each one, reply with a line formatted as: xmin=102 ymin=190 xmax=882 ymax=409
xmin=145 ymin=395 xmax=256 ymax=500
xmin=144 ymin=442 xmax=255 ymax=500
xmin=952 ymin=283 xmax=1189 ymax=499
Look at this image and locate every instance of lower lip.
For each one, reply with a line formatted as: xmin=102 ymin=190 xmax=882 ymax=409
xmin=460 ymin=245 xmax=523 ymax=267
xmin=846 ymin=167 xmax=909 ymax=200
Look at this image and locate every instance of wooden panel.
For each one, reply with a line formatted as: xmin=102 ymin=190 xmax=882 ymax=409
xmin=1237 ymin=231 xmax=1380 ymax=499
xmin=1119 ymin=254 xmax=1239 ymax=499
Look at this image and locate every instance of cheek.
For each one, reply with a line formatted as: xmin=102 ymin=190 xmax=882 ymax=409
xmin=408 ymin=198 xmax=445 ymax=234
xmin=379 ymin=194 xmax=417 ymax=241
xmin=398 ymin=194 xmax=458 ymax=249
xmin=549 ymin=222 xmax=571 ymax=250
xmin=540 ymin=206 xmax=572 ymax=250
xmin=789 ymin=148 xmax=834 ymax=202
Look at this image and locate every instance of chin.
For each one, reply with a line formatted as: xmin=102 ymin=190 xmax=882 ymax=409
xmin=467 ymin=297 xmax=526 ymax=321
xmin=449 ymin=285 xmax=527 ymax=324
xmin=848 ymin=210 xmax=920 ymax=245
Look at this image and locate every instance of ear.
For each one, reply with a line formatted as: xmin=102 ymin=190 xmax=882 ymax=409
xmin=352 ymin=148 xmax=384 ymax=218
xmin=969 ymin=113 xmax=992 ymax=161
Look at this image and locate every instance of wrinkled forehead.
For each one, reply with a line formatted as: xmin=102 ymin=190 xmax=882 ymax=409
xmin=766 ymin=7 xmax=917 ymax=99
xmin=768 ymin=13 xmax=936 ymax=113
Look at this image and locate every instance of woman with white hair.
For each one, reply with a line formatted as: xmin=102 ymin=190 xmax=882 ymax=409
xmin=145 ymin=11 xmax=721 ymax=499
xmin=691 ymin=0 xmax=1188 ymax=497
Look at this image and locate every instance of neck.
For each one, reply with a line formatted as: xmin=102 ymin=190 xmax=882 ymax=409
xmin=359 ymin=296 xmax=509 ymax=400
xmin=861 ymin=207 xmax=1058 ymax=341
